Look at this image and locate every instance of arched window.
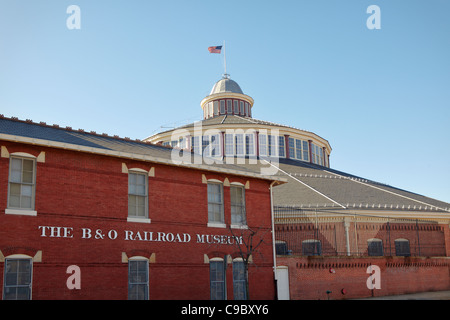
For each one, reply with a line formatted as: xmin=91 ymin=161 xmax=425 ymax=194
xmin=128 ymin=257 xmax=149 ymax=300
xmin=367 ymin=238 xmax=383 ymax=256
xmin=210 ymin=257 xmax=225 ymax=300
xmin=302 ymin=239 xmax=322 ymax=256
xmin=395 ymin=239 xmax=411 ymax=257
xmin=232 ymin=258 xmax=247 ymax=300
xmin=275 ymin=240 xmax=289 ymax=255
xmin=3 ymin=255 xmax=33 ymax=300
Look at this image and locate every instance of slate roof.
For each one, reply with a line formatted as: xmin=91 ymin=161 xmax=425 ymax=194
xmin=210 ymin=78 xmax=244 ymax=95
xmin=239 ymin=158 xmax=450 ymax=213
xmin=0 ymin=116 xmax=282 ymax=182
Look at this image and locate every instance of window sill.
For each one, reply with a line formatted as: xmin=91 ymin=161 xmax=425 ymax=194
xmin=127 ymin=217 xmax=151 ymax=224
xmin=207 ymin=222 xmax=226 ymax=228
xmin=5 ymin=209 xmax=37 ymax=216
xmin=230 ymin=224 xmax=248 ymax=229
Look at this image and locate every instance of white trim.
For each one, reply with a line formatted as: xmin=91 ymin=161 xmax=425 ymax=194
xmin=5 ymin=209 xmax=37 ymax=216
xmin=207 ymin=178 xmax=223 ymax=184
xmin=128 ymin=168 xmax=149 ymax=174
xmin=5 ymin=254 xmax=33 ymax=259
xmin=210 ymin=257 xmax=224 ymax=262
xmin=127 ymin=217 xmax=151 ymax=224
xmin=230 ymin=224 xmax=248 ymax=229
xmin=10 ymin=152 xmax=36 ymax=158
xmin=207 ymin=222 xmax=226 ymax=228
xmin=128 ymin=256 xmax=149 ymax=261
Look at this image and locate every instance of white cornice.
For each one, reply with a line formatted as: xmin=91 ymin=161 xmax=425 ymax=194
xmin=200 ymin=92 xmax=254 ymax=108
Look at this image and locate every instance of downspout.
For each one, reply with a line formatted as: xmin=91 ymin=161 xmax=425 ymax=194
xmin=270 ymin=180 xmax=278 ymax=300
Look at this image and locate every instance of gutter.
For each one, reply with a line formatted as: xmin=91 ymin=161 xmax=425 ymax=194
xmin=270 ymin=180 xmax=278 ymax=299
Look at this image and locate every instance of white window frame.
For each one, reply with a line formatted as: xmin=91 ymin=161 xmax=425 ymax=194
xmin=245 ymin=133 xmax=255 ymax=156
xmin=127 ymin=170 xmax=150 ymax=223
xmin=7 ymin=155 xmax=37 ymax=216
xmin=230 ymin=184 xmax=246 ymax=227
xmin=207 ymin=181 xmax=225 ymax=227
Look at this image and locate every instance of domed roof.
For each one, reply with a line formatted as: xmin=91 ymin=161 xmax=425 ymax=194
xmin=210 ymin=75 xmax=243 ymax=95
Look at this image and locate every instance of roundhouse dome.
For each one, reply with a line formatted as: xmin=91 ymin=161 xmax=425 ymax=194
xmin=210 ymin=75 xmax=244 ymax=95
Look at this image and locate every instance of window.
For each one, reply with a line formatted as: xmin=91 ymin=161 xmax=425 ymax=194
xmin=259 ymin=134 xmax=267 ymax=156
xmin=311 ymin=144 xmax=324 ymax=165
xmin=275 ymin=241 xmax=289 ymax=255
xmin=395 ymin=239 xmax=411 ymax=257
xmin=225 ymin=134 xmax=234 ymax=156
xmin=368 ymin=239 xmax=383 ymax=256
xmin=227 ymin=100 xmax=232 ymax=113
xmin=3 ymin=258 xmax=32 ymax=300
xmin=288 ymin=137 xmax=295 ymax=159
xmin=8 ymin=157 xmax=36 ymax=210
xmin=128 ymin=259 xmax=149 ymax=300
xmin=302 ymin=240 xmax=322 ymax=256
xmin=208 ymin=103 xmax=213 ymax=118
xmin=267 ymin=135 xmax=277 ymax=157
xmin=278 ymin=136 xmax=285 ymax=158
xmin=230 ymin=185 xmax=246 ymax=226
xmin=235 ymin=134 xmax=244 ymax=156
xmin=302 ymin=141 xmax=309 ymax=161
xmin=296 ymin=140 xmax=303 ymax=160
xmin=128 ymin=172 xmax=148 ymax=219
xmin=233 ymin=259 xmax=247 ymax=300
xmin=192 ymin=136 xmax=200 ymax=154
xmin=207 ymin=182 xmax=224 ymax=224
xmin=245 ymin=134 xmax=255 ymax=156
xmin=220 ymin=100 xmax=225 ymax=114
xmin=240 ymin=101 xmax=244 ymax=115
xmin=234 ymin=100 xmax=239 ymax=114
xmin=210 ymin=134 xmax=220 ymax=157
xmin=210 ymin=259 xmax=226 ymax=300
xmin=289 ymin=138 xmax=307 ymax=160
xmin=214 ymin=101 xmax=220 ymax=115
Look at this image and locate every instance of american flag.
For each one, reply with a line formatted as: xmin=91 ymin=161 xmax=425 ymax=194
xmin=208 ymin=46 xmax=222 ymax=54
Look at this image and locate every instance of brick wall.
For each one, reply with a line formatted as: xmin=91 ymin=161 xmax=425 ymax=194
xmin=0 ymin=141 xmax=276 ymax=300
xmin=278 ymin=256 xmax=450 ymax=300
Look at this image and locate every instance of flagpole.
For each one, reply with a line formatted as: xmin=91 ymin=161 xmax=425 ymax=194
xmin=223 ymin=40 xmax=227 ymax=78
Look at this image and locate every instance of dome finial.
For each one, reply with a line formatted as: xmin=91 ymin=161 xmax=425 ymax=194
xmin=222 ymin=73 xmax=230 ymax=79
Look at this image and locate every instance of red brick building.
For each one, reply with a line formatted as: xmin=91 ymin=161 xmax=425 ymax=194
xmin=0 ymin=116 xmax=284 ymax=300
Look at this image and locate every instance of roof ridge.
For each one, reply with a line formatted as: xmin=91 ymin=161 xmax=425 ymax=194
xmin=323 ymin=169 xmax=450 ymax=212
xmin=263 ymin=159 xmax=347 ymax=209
xmin=0 ymin=114 xmax=167 ymax=149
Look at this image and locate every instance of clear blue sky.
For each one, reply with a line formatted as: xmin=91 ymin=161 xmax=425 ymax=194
xmin=1 ymin=1 xmax=449 ymax=203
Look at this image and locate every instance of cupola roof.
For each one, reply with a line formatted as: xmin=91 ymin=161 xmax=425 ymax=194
xmin=209 ymin=74 xmax=243 ymax=95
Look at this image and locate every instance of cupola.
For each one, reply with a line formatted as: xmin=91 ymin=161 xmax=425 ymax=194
xmin=200 ymin=74 xmax=254 ymax=120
